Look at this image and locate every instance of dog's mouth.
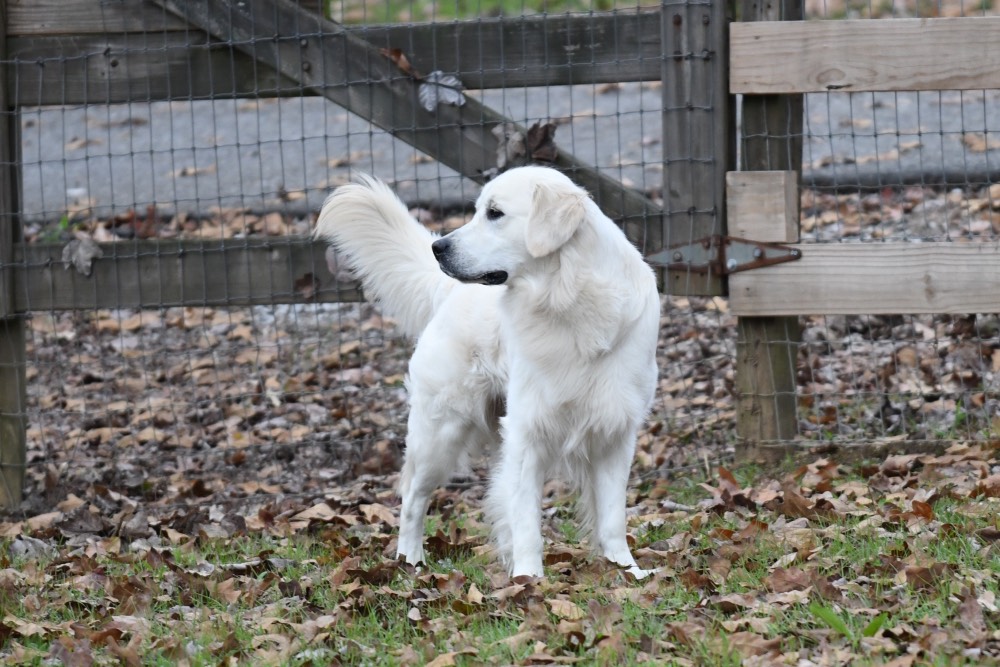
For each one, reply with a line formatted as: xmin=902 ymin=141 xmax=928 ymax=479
xmin=438 ymin=264 xmax=508 ymax=286
xmin=477 ymin=271 xmax=509 ymax=286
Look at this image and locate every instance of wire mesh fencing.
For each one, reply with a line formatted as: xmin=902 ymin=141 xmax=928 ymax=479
xmin=790 ymin=1 xmax=1000 ymax=446
xmin=5 ymin=0 xmax=999 ymax=522
xmin=3 ymin=0 xmax=737 ymax=521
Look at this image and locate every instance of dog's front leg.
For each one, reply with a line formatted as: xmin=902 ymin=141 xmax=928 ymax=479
xmin=591 ymin=444 xmax=639 ymax=570
xmin=396 ymin=455 xmax=431 ymax=566
xmin=490 ymin=434 xmax=546 ymax=577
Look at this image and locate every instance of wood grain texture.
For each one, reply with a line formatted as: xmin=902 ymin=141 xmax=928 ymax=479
xmin=726 ymin=171 xmax=797 ymax=243
xmin=734 ymin=0 xmax=802 ymax=462
xmin=7 ymin=0 xmax=321 ymax=34
xmin=730 ymin=242 xmax=1000 ymax=316
xmin=731 ymin=17 xmax=1000 ymax=94
xmin=11 ymin=238 xmax=360 ymax=311
xmin=6 ymin=12 xmax=662 ymax=106
xmin=7 ymin=33 xmax=296 ymax=105
xmin=338 ymin=12 xmax=663 ymax=89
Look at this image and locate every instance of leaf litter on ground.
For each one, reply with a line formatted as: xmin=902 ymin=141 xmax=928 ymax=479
xmin=1 ymin=444 xmax=999 ymax=665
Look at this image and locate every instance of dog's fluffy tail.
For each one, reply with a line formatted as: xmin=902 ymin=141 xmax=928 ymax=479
xmin=314 ymin=175 xmax=454 ymax=337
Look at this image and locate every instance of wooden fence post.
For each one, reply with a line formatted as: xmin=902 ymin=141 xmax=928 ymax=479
xmin=735 ymin=0 xmax=802 ymax=465
xmin=661 ymin=0 xmax=734 ymax=296
xmin=0 ymin=0 xmax=27 ymax=510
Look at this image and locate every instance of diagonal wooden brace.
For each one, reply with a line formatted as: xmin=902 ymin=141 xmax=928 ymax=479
xmin=150 ymin=0 xmax=662 ymax=250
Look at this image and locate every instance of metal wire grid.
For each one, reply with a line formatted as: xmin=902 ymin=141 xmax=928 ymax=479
xmin=772 ymin=0 xmax=1000 ymax=445
xmin=1 ymin=0 xmax=737 ymax=517
xmin=7 ymin=0 xmax=999 ymax=517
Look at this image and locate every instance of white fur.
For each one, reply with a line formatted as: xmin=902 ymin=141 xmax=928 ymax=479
xmin=315 ymin=166 xmax=659 ymax=577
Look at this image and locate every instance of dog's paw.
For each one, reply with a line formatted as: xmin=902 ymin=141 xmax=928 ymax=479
xmin=396 ymin=544 xmax=426 ymax=567
xmin=511 ymin=566 xmax=544 ymax=578
xmin=624 ymin=565 xmax=658 ymax=581
xmin=603 ymin=548 xmax=639 ymax=570
xmin=510 ymin=557 xmax=544 ymax=578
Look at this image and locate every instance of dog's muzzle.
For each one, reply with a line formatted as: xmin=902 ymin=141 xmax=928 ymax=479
xmin=431 ymin=237 xmax=508 ymax=285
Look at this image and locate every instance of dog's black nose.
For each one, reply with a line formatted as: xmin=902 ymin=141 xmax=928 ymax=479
xmin=431 ymin=237 xmax=450 ymax=259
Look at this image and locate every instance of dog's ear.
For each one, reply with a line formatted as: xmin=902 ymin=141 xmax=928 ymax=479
xmin=525 ymin=181 xmax=587 ymax=258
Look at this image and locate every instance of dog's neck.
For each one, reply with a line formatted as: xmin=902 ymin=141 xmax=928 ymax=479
xmin=504 ymin=220 xmax=638 ymax=358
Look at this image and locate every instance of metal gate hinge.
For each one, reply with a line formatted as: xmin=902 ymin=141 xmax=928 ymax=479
xmin=646 ymin=235 xmax=801 ymax=276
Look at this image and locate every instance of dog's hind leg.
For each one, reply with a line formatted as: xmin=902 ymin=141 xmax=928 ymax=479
xmin=396 ymin=401 xmax=473 ymax=566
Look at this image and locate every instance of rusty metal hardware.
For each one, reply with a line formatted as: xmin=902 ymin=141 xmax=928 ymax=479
xmin=646 ymin=234 xmax=801 ymax=276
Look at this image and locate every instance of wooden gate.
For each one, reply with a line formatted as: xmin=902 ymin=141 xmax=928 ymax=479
xmin=0 ymin=0 xmax=732 ymax=507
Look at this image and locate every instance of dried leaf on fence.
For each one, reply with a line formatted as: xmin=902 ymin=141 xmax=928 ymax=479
xmin=380 ymin=47 xmax=421 ymax=79
xmin=492 ymin=123 xmax=527 ymax=172
xmin=418 ymin=71 xmax=466 ymax=112
xmin=61 ymin=237 xmax=103 ymax=276
xmin=526 ymin=122 xmax=558 ymax=163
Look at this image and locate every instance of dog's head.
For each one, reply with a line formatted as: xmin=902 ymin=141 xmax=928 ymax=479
xmin=432 ymin=167 xmax=589 ymax=285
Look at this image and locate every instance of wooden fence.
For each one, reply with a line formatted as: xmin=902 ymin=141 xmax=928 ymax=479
xmin=730 ymin=10 xmax=1000 ymax=462
xmin=0 ymin=0 xmax=731 ymax=507
xmin=2 ymin=0 xmax=998 ymax=506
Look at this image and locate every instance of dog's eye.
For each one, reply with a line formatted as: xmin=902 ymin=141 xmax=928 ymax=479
xmin=486 ymin=205 xmax=504 ymax=221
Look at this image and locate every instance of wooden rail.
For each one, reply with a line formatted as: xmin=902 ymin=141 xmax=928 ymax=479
xmin=10 ymin=238 xmax=358 ymax=311
xmin=8 ymin=6 xmax=663 ymax=105
xmin=731 ymin=17 xmax=1000 ymax=94
xmin=731 ymin=242 xmax=1000 ymax=316
xmin=728 ymin=173 xmax=1000 ymax=317
xmin=731 ymin=15 xmax=1000 ymax=317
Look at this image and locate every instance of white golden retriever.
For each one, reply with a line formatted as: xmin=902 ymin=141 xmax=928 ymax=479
xmin=315 ymin=166 xmax=659 ymax=577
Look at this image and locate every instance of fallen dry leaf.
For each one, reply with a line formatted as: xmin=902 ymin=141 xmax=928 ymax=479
xmin=764 ymin=567 xmax=811 ymax=593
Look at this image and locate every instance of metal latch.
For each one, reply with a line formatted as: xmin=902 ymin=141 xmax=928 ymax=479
xmin=646 ymin=235 xmax=801 ymax=275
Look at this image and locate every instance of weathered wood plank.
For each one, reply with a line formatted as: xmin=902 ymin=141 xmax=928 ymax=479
xmin=731 ymin=17 xmax=1000 ymax=94
xmin=7 ymin=33 xmax=298 ymax=105
xmin=6 ymin=13 xmax=662 ymax=106
xmin=734 ymin=0 xmax=802 ymax=465
xmin=0 ymin=2 xmax=16 ymax=316
xmin=731 ymin=242 xmax=1000 ymax=316
xmin=0 ymin=0 xmax=27 ymax=509
xmin=358 ymin=12 xmax=663 ymax=89
xmin=11 ymin=238 xmax=361 ymax=311
xmin=0 ymin=318 xmax=26 ymax=510
xmin=726 ymin=171 xmax=797 ymax=242
xmin=149 ymin=0 xmax=660 ymax=243
xmin=660 ymin=0 xmax=732 ymax=296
